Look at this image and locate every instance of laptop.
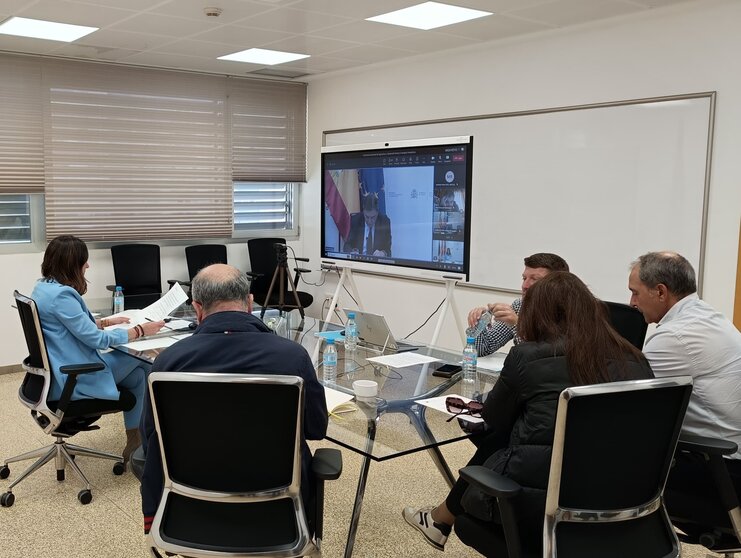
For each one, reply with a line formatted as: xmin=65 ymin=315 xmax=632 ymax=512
xmin=343 ymin=309 xmax=423 ymax=352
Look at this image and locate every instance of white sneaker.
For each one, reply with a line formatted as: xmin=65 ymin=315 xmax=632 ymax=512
xmin=402 ymin=506 xmax=450 ymax=551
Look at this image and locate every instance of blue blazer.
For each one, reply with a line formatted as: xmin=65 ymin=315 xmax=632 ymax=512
xmin=31 ymin=279 xmax=129 ymax=402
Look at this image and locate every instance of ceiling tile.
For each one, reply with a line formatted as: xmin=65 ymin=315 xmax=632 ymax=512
xmin=440 ymin=13 xmax=553 ymax=41
xmin=70 ymin=0 xmax=168 ymax=10
xmin=311 ymin=19 xmax=414 ymax=43
xmin=236 ymin=7 xmax=352 ymax=34
xmin=71 ymin=28 xmax=172 ymax=50
xmin=152 ymin=39 xmax=244 ymax=58
xmin=148 ymin=0 xmax=274 ymax=23
xmin=286 ymin=0 xmax=414 ymax=19
xmin=327 ymin=43 xmax=417 ymax=64
xmin=261 ymin=34 xmax=358 ymax=56
xmin=0 ymin=34 xmax=61 ymax=55
xmin=191 ymin=23 xmax=293 ymax=46
xmin=49 ymin=42 xmax=141 ymax=62
xmin=375 ymin=30 xmax=477 ymax=53
xmin=108 ymin=12 xmax=217 ymax=37
xmin=279 ymin=55 xmax=361 ymax=73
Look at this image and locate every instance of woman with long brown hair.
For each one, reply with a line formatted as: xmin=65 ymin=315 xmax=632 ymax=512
xmin=31 ymin=235 xmax=165 ymax=466
xmin=403 ymin=271 xmax=653 ymax=554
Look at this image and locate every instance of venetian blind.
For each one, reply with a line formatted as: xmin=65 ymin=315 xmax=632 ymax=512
xmin=228 ymin=78 xmax=307 ymax=182
xmin=0 ymin=55 xmax=43 ymax=194
xmin=43 ymin=61 xmax=231 ymax=241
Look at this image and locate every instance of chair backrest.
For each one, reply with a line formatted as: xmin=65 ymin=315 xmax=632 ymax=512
xmin=247 ymin=237 xmax=287 ymax=296
xmin=13 ymin=291 xmax=57 ymax=428
xmin=544 ymin=377 xmax=692 ymax=557
xmin=603 ymin=301 xmax=649 ymax=350
xmin=185 ymin=244 xmax=227 ymax=280
xmin=149 ymin=372 xmax=303 ymax=495
xmin=110 ymin=244 xmax=162 ymax=299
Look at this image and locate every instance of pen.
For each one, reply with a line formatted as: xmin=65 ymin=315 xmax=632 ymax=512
xmin=146 ymin=317 xmax=173 ymax=331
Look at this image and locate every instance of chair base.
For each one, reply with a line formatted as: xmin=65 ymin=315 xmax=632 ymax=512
xmin=2 ymin=436 xmax=124 ymax=504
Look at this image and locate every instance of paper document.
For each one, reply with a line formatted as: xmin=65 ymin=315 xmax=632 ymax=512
xmin=415 ymin=395 xmax=484 ymax=424
xmin=365 ymin=352 xmax=439 ymax=368
xmin=121 ymin=336 xmax=181 ymax=351
xmin=104 ymin=283 xmax=189 ymax=330
xmin=324 ymin=387 xmax=356 ymax=416
xmin=477 ymin=352 xmax=507 ymax=372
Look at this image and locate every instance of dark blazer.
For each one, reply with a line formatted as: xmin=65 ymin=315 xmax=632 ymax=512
xmin=139 ymin=311 xmax=328 ymax=521
xmin=344 ymin=212 xmax=392 ymax=256
xmin=463 ymin=340 xmax=653 ymax=553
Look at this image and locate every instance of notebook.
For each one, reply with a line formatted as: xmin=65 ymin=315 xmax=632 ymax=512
xmin=343 ymin=309 xmax=423 ymax=353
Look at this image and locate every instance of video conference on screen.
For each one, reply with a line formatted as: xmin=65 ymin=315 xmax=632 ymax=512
xmin=322 ymin=140 xmax=471 ymax=276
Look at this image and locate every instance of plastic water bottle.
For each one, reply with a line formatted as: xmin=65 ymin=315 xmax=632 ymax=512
xmin=345 ymin=312 xmax=358 ymax=351
xmin=465 ymin=310 xmax=492 ymax=339
xmin=462 ymin=336 xmax=478 ymax=387
xmin=112 ymin=286 xmax=124 ymax=314
xmin=323 ymin=338 xmax=337 ymax=383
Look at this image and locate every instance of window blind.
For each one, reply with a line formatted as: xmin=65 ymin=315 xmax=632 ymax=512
xmin=0 ymin=56 xmax=43 ymax=195
xmin=234 ymin=182 xmax=294 ymax=231
xmin=43 ymin=61 xmax=231 ymax=241
xmin=228 ymin=78 xmax=307 ymax=183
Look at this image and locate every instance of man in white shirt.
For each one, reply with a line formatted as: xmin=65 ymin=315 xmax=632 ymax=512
xmin=629 ymin=251 xmax=741 ymax=533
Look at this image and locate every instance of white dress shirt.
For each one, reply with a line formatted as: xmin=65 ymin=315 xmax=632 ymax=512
xmin=643 ymin=293 xmax=741 ymax=459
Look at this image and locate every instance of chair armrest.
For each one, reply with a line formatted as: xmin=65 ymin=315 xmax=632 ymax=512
xmin=294 ymin=267 xmax=311 ymax=275
xmin=245 ymin=272 xmax=262 ymax=280
xmin=57 ymin=362 xmax=106 ymax=412
xmin=166 ymin=279 xmax=191 ymax=288
xmin=59 ymin=362 xmax=106 ymax=376
xmin=677 ymin=434 xmax=738 ymax=456
xmin=106 ymin=284 xmax=115 ymax=292
xmin=312 ymin=448 xmax=342 ymax=481
xmin=459 ymin=466 xmax=522 ymax=499
xmin=295 ymin=257 xmax=310 ymax=263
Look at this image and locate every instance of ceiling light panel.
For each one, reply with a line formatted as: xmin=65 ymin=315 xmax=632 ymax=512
xmin=366 ymin=2 xmax=492 ymax=31
xmin=0 ymin=16 xmax=98 ymax=42
xmin=218 ymin=48 xmax=310 ymax=65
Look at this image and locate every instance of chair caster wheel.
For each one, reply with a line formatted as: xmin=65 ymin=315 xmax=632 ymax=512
xmin=78 ymin=489 xmax=92 ymax=505
xmin=0 ymin=465 xmax=9 ymax=479
xmin=112 ymin=461 xmax=125 ymax=476
xmin=1 ymin=492 xmax=14 ymax=507
xmin=57 ymin=469 xmax=65 ymax=481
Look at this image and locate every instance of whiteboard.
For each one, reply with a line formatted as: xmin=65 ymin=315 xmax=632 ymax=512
xmin=324 ymin=93 xmax=714 ymax=302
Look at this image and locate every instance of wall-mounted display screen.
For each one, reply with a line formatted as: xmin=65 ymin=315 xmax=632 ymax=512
xmin=321 ymin=136 xmax=473 ymax=280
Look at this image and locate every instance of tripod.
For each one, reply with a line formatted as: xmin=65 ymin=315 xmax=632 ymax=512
xmin=260 ymin=243 xmax=306 ymax=320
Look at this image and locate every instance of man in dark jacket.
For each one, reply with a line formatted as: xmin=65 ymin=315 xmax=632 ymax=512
xmin=139 ymin=264 xmax=328 ymax=534
xmin=344 ymin=192 xmax=392 ymax=256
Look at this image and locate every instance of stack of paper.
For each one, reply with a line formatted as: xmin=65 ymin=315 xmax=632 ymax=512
xmin=104 ymin=283 xmax=189 ymax=330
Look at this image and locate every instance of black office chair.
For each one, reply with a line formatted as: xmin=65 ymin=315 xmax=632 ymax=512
xmin=110 ymin=244 xmax=162 ymax=309
xmin=0 ymin=291 xmax=131 ymax=507
xmin=454 ymin=376 xmax=693 ymax=558
xmin=166 ymin=244 xmax=228 ymax=292
xmin=666 ymin=434 xmax=741 ymax=557
xmin=146 ymin=372 xmax=341 ymax=557
xmin=247 ymin=238 xmax=313 ymax=319
xmin=603 ymin=300 xmax=649 ymax=350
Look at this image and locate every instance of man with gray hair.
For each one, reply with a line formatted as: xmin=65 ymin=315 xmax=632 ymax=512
xmin=629 ymin=251 xmax=741 ymax=530
xmin=139 ymin=264 xmax=327 ymax=534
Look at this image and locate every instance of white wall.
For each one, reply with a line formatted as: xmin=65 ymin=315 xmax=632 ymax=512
xmin=1 ymin=0 xmax=739 ymax=366
xmin=298 ymin=0 xmax=741 ymax=352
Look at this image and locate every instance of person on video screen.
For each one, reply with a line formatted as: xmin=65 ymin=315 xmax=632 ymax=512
xmin=345 ymin=192 xmax=392 ymax=257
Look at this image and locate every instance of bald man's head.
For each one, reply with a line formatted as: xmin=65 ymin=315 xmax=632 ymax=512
xmin=191 ymin=263 xmax=252 ymax=317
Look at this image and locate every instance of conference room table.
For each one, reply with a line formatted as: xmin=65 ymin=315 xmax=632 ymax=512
xmin=89 ymin=296 xmax=503 ymax=558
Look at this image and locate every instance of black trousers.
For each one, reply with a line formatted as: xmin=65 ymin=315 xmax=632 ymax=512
xmin=665 ymin=450 xmax=741 ymax=534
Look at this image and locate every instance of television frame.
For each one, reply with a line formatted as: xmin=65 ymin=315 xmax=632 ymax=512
xmin=320 ymin=135 xmax=473 ymax=282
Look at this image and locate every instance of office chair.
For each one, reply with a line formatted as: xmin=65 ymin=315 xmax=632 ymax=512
xmin=110 ymin=244 xmax=162 ymax=309
xmin=666 ymin=434 xmax=741 ymax=557
xmin=0 ymin=291 xmax=131 ymax=507
xmin=454 ymin=376 xmax=693 ymax=558
xmin=146 ymin=372 xmax=341 ymax=557
xmin=166 ymin=244 xmax=228 ymax=293
xmin=247 ymin=238 xmax=313 ymax=319
xmin=603 ymin=300 xmax=649 ymax=350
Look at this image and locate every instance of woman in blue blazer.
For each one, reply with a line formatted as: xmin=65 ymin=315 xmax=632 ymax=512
xmin=31 ymin=236 xmax=164 ymax=465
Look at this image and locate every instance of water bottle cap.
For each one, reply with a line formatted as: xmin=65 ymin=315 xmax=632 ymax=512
xmin=326 ymin=338 xmax=335 ymax=344
xmin=347 ymin=312 xmax=355 ymax=319
xmin=466 ymin=337 xmax=475 ymax=344
xmin=115 ymin=286 xmax=123 ymax=291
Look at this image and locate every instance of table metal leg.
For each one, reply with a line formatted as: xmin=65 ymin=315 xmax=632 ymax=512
xmin=343 ymin=418 xmax=377 ymax=558
xmin=404 ymin=405 xmax=456 ymax=487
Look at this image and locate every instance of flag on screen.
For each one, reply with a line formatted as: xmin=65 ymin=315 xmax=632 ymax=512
xmin=325 ymin=169 xmax=360 ymax=240
xmin=359 ymin=168 xmax=386 ymax=214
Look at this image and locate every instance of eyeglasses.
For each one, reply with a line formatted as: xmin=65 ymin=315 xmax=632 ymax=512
xmin=445 ymin=396 xmax=484 ymax=422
